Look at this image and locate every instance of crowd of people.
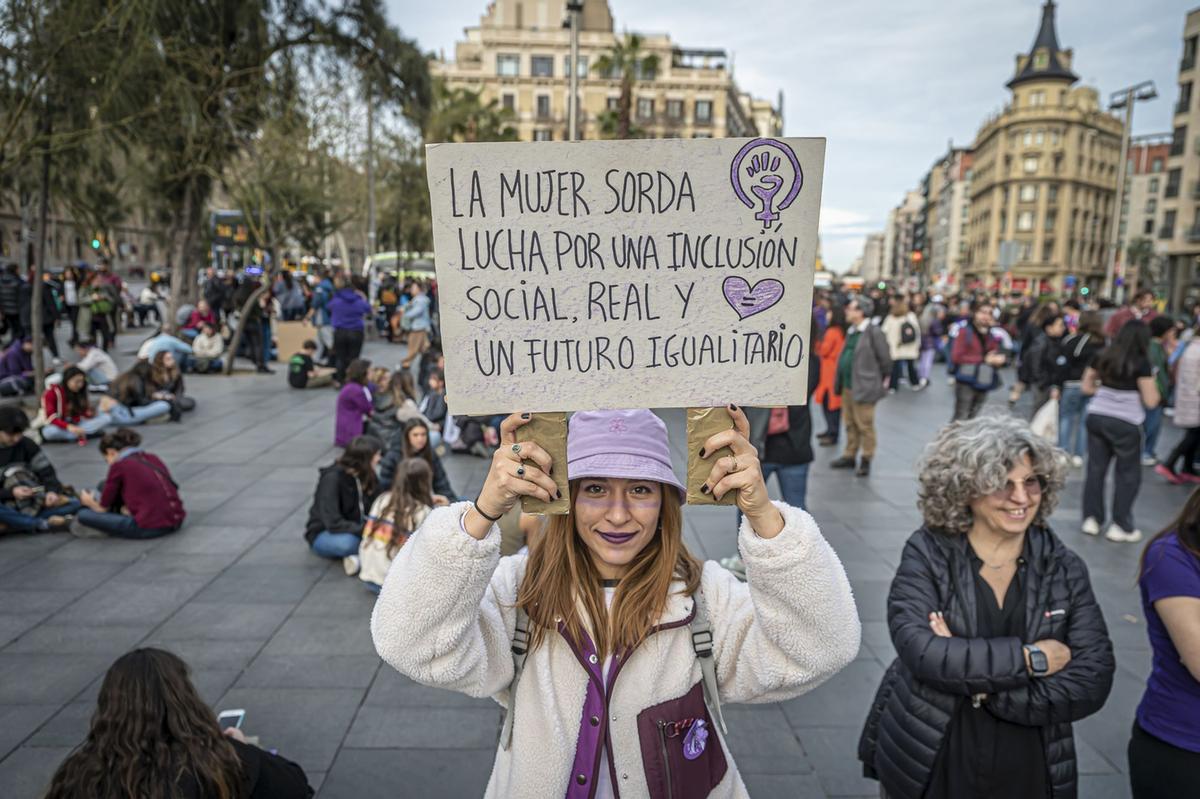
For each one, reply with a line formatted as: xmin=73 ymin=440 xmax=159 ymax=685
xmin=0 ymin=259 xmax=1196 ymax=798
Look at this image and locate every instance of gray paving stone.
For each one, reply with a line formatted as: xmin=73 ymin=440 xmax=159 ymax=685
xmin=214 ymin=687 xmax=364 ymax=773
xmin=365 ymin=669 xmax=496 ymax=709
xmin=0 ymin=616 xmax=42 ymax=649
xmin=0 ymin=704 xmax=59 ymax=760
xmin=51 ymin=578 xmax=207 ymax=627
xmin=780 ymin=658 xmax=885 ymax=731
xmin=0 ymin=745 xmax=73 ymax=799
xmin=290 ymin=576 xmax=380 ymax=619
xmin=0 ymin=557 xmax=125 ymax=591
xmin=113 ymin=551 xmax=243 ymax=583
xmin=45 ymin=536 xmax=160 ymax=562
xmin=155 ymin=601 xmax=294 ymax=641
xmin=0 ymin=654 xmax=110 ymax=704
xmin=261 ymin=613 xmax=374 ymax=657
xmin=236 ymin=655 xmax=380 ymax=690
xmin=794 ymin=727 xmax=880 ymax=798
xmin=740 ymin=772 xmax=829 ymax=799
xmin=723 ymin=705 xmax=814 ymax=775
xmin=344 ymin=705 xmax=500 ymax=749
xmin=190 ymin=563 xmax=324 ymax=604
xmin=320 ymin=747 xmax=495 ymax=799
xmin=3 ymin=624 xmax=151 ymax=655
xmin=152 ymin=525 xmax=271 ymax=555
xmin=24 ymin=701 xmax=90 ymax=748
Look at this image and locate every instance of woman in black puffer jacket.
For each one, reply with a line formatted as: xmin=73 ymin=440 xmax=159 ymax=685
xmin=858 ymin=415 xmax=1114 ymax=799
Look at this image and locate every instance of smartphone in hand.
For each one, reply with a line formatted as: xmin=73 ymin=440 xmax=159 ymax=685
xmin=217 ymin=708 xmax=246 ymax=731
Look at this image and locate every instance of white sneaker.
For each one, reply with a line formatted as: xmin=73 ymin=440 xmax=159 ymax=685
xmin=1071 ymin=455 xmax=1084 ymax=468
xmin=1141 ymin=455 xmax=1158 ymax=467
xmin=342 ymin=555 xmax=361 ymax=576
xmin=1081 ymin=517 xmax=1101 ymax=536
xmin=914 ymin=379 xmax=929 ymax=392
xmin=1104 ymin=524 xmax=1143 ymax=543
xmin=946 ymin=376 xmax=956 ymax=386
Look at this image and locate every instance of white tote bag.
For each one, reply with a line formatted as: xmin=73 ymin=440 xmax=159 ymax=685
xmin=1030 ymin=396 xmax=1059 ymax=442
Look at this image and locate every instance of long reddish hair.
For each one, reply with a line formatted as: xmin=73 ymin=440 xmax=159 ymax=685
xmin=517 ymin=481 xmax=701 ymax=657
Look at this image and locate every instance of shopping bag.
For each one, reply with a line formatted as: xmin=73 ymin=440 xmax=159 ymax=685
xmin=1030 ymin=396 xmax=1058 ymax=442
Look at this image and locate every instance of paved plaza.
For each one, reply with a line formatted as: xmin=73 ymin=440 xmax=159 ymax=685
xmin=0 ymin=332 xmax=1184 ymax=799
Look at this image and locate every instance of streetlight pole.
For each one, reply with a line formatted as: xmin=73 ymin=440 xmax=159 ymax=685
xmin=1104 ymin=80 xmax=1157 ymax=302
xmin=366 ymin=76 xmax=377 ymax=263
xmin=566 ymin=0 xmax=583 ymax=141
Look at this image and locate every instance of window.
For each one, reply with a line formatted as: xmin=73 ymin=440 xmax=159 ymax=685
xmin=563 ymin=55 xmax=588 ymax=78
xmin=1033 ymin=50 xmax=1049 ymax=70
xmin=1161 ymin=210 xmax=1177 ymax=239
xmin=1050 ymin=130 xmax=1060 ymax=146
xmin=1023 ymin=130 xmax=1033 ymax=147
xmin=1017 ymin=211 xmax=1035 ymax=231
xmin=1166 ymin=168 xmax=1182 ymax=198
xmin=1045 ymin=211 xmax=1057 ymax=231
xmin=665 ymin=99 xmax=683 ymax=120
xmin=1047 ymin=184 xmax=1059 ymax=203
xmin=1179 ymin=82 xmax=1194 ymax=114
xmin=533 ymin=129 xmax=552 ymax=142
xmin=1147 ymin=198 xmax=1157 ymax=214
xmin=496 ymin=54 xmax=519 ymax=77
xmin=501 ymin=93 xmax=515 ymax=112
xmin=634 ymin=62 xmax=656 ymax=81
xmin=999 ymin=212 xmax=1007 ymax=234
xmin=1042 ymin=239 xmax=1055 ymax=261
xmin=1184 ymin=35 xmax=1198 ymax=70
xmin=1152 ymin=158 xmax=1164 ymax=172
xmin=1144 ymin=219 xmax=1154 ymax=235
xmin=536 ymin=95 xmax=551 ymax=118
xmin=692 ymin=132 xmax=712 ymax=139
xmin=1172 ymin=125 xmax=1187 ymax=157
xmin=636 ymin=97 xmax=654 ymax=120
xmin=1023 ymin=156 xmax=1038 ymax=174
xmin=1035 ymin=130 xmax=1044 ymax=145
xmin=695 ymin=99 xmax=713 ymax=123
xmin=1149 ymin=177 xmax=1159 ymax=193
xmin=1019 ymin=184 xmax=1037 ymax=202
xmin=530 ymin=56 xmax=554 ymax=78
xmin=606 ymin=96 xmax=619 ymax=111
xmin=1030 ymin=90 xmax=1046 ymax=107
xmin=1019 ymin=242 xmax=1033 ymax=261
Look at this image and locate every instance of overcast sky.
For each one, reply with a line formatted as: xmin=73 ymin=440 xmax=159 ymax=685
xmin=386 ymin=0 xmax=1186 ymax=272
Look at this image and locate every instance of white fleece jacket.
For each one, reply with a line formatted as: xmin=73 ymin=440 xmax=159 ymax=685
xmin=371 ymin=501 xmax=860 ymax=798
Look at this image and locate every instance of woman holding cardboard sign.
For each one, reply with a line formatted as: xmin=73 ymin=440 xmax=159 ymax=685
xmin=372 ymin=407 xmax=860 ymax=798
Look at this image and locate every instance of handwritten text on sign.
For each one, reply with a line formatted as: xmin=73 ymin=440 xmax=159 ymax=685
xmin=426 ymin=137 xmax=825 ymax=415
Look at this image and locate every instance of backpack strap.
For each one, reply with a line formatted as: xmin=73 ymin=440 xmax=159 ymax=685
xmin=690 ymin=588 xmax=728 ymax=737
xmin=500 ymin=604 xmax=530 ymax=751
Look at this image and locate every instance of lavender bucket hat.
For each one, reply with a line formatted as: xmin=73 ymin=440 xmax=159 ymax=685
xmin=567 ymin=410 xmax=686 ymax=501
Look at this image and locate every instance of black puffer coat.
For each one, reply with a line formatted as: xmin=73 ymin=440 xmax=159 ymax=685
xmin=858 ymin=525 xmax=1114 ymax=799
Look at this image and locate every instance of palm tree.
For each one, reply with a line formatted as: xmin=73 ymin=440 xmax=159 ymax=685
xmin=424 ymin=80 xmax=517 ymax=144
xmin=592 ymin=33 xmax=659 ymax=139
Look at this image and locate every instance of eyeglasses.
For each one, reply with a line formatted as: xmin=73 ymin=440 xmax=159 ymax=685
xmin=989 ymin=475 xmax=1045 ymax=501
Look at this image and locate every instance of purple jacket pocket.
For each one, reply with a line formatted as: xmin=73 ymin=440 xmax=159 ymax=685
xmin=637 ymin=682 xmax=728 ymax=799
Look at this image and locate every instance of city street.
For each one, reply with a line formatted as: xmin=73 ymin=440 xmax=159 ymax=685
xmin=0 ymin=333 xmax=1183 ymax=799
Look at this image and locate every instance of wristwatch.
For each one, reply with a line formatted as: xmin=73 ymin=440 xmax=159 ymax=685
xmin=1024 ymin=644 xmax=1049 ymax=677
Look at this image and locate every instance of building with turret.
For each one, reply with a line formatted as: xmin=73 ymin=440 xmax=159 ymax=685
xmin=964 ymin=0 xmax=1122 ymax=295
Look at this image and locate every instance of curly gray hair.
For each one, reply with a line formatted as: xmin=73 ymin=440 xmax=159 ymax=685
xmin=917 ymin=414 xmax=1068 ymax=534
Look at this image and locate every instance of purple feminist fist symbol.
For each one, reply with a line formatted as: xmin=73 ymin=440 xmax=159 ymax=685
xmin=729 ymin=139 xmax=803 ymax=229
xmin=723 ymin=276 xmax=785 ymax=320
xmin=682 ymin=719 xmax=709 ymax=761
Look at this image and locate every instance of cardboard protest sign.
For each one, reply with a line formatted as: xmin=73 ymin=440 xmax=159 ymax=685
xmin=426 ymin=137 xmax=824 ymax=415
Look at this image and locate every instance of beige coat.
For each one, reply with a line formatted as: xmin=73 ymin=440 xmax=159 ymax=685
xmin=371 ymin=501 xmax=861 ymax=798
xmin=881 ymin=312 xmax=921 ymax=361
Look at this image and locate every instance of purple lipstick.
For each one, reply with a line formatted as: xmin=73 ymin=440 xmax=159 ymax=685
xmin=598 ymin=531 xmax=637 ymax=545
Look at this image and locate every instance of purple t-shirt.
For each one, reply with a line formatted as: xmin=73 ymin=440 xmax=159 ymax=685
xmin=1136 ymin=533 xmax=1200 ymax=752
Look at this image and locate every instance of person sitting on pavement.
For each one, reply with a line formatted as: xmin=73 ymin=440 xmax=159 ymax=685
xmin=0 ymin=406 xmax=81 ymax=532
xmin=132 ymin=285 xmax=161 ymax=328
xmin=137 ymin=329 xmax=194 ymax=368
xmin=46 ymin=339 xmax=118 ymax=390
xmin=73 ymin=428 xmax=185 ymax=540
xmin=0 ymin=338 xmax=35 ymax=396
xmin=859 ymin=414 xmax=1114 ymax=799
xmin=108 ymin=362 xmax=174 ymax=425
xmin=303 ymin=434 xmax=384 ymax=573
xmin=179 ymin=299 xmax=217 ymax=340
xmin=287 ymin=339 xmax=335 ymax=389
xmin=379 ymin=417 xmax=457 ymax=502
xmin=335 ymin=358 xmax=374 ymax=448
xmin=40 ymin=366 xmax=113 ymax=443
xmin=189 ymin=322 xmax=224 ymax=373
xmin=44 ymin=647 xmax=313 ymax=799
xmin=149 ymin=351 xmax=196 ymax=416
xmin=359 ymin=458 xmax=439 ymax=592
xmin=418 ymin=369 xmax=448 ymax=448
xmin=367 ymin=369 xmax=428 ymax=441
xmin=371 ymin=408 xmax=860 ymax=798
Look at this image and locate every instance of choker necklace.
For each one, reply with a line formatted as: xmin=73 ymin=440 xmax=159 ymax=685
xmin=602 ymin=579 xmax=620 ymax=588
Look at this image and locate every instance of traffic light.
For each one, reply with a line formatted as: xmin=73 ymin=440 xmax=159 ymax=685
xmin=1080 ymin=287 xmax=1090 ymax=296
xmin=90 ymin=238 xmax=101 ymax=250
xmin=877 ymin=282 xmax=886 ymax=290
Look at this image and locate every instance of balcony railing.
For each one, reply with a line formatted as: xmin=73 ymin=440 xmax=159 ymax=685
xmin=1183 ymin=54 xmax=1197 ymax=72
xmin=1190 ymin=225 xmax=1200 ymax=243
xmin=1166 ymin=183 xmax=1182 ymax=199
xmin=1172 ymin=141 xmax=1186 ymax=157
xmin=1159 ymin=226 xmax=1176 ymax=240
xmin=1179 ymin=99 xmax=1193 ymax=115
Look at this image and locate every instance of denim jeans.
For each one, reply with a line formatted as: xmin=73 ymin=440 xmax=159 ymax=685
xmin=1142 ymin=405 xmax=1164 ymax=459
xmin=109 ymin=400 xmax=172 ymax=425
xmin=41 ymin=414 xmax=112 ymax=442
xmin=0 ymin=499 xmax=83 ymax=532
xmin=76 ymin=509 xmax=177 ymax=540
xmin=310 ymin=530 xmax=361 ymax=558
xmin=1057 ymin=385 xmax=1090 ymax=457
xmin=761 ymin=462 xmax=809 ymax=511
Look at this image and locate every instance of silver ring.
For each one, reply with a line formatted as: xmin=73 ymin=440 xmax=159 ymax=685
xmin=516 ymin=466 xmax=526 ymax=477
xmin=511 ymin=443 xmax=521 ymax=454
xmin=729 ymin=457 xmax=740 ymax=473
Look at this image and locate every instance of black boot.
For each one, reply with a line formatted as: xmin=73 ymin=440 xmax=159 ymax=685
xmin=830 ymin=456 xmax=856 ymax=469
xmin=856 ymin=458 xmax=871 ymax=477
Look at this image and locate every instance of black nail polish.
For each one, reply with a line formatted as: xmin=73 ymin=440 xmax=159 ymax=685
xmin=698 ymin=447 xmax=706 ymax=458
xmin=521 ymin=413 xmax=530 ymax=420
xmin=700 ymin=484 xmax=710 ymax=495
xmin=729 ymin=403 xmax=739 ymax=412
xmin=556 ymin=489 xmax=562 ymax=499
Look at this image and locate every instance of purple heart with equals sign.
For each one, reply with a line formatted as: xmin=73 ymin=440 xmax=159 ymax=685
xmin=722 ymin=276 xmax=785 ymax=320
